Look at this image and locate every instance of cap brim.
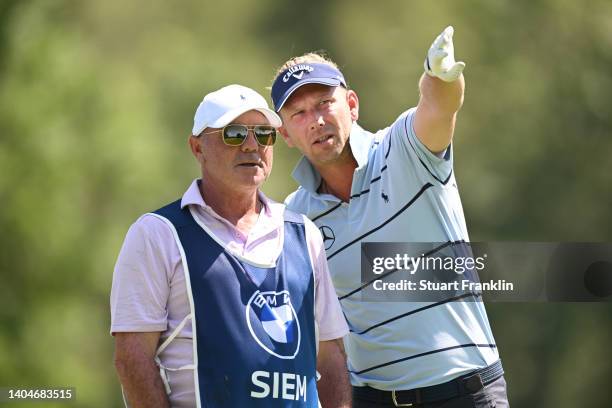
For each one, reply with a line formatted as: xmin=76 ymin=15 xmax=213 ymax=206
xmin=275 ymin=77 xmax=343 ymax=112
xmin=193 ymin=105 xmax=282 ymax=135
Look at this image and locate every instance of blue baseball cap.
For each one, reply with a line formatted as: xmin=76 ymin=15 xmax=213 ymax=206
xmin=271 ymin=62 xmax=347 ymax=112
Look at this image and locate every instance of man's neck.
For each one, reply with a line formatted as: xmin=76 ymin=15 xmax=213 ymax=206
xmin=316 ymin=155 xmax=358 ymax=203
xmin=198 ymin=180 xmax=261 ymax=234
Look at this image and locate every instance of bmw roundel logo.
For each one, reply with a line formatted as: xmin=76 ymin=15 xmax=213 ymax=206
xmin=245 ymin=290 xmax=301 ymax=359
xmin=319 ymin=225 xmax=335 ymax=250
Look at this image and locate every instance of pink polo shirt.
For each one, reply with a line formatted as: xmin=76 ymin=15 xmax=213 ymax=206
xmin=110 ymin=179 xmax=348 ymax=407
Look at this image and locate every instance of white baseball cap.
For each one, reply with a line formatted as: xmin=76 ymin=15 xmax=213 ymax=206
xmin=192 ymin=84 xmax=282 ymax=135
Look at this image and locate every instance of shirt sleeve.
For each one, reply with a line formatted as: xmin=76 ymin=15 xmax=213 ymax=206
xmin=384 ymin=107 xmax=454 ymax=186
xmin=302 ymin=216 xmax=349 ymax=341
xmin=110 ymin=214 xmax=178 ymax=335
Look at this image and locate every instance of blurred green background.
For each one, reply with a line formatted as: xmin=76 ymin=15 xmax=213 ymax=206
xmin=1 ymin=0 xmax=611 ymax=406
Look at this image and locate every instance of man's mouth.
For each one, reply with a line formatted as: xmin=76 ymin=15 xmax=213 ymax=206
xmin=237 ymin=161 xmax=263 ymax=168
xmin=313 ymin=134 xmax=334 ymax=145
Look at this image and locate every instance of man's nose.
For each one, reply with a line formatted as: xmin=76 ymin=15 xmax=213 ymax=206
xmin=241 ymin=129 xmax=259 ymax=151
xmin=309 ymin=115 xmax=325 ymax=131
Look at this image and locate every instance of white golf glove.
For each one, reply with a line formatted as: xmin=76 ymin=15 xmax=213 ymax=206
xmin=424 ymin=26 xmax=465 ymax=82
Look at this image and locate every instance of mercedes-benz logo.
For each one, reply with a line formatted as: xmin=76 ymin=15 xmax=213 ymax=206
xmin=319 ymin=225 xmax=335 ymax=250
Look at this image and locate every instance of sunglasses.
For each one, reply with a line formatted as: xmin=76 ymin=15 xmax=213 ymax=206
xmin=200 ymin=124 xmax=277 ymax=147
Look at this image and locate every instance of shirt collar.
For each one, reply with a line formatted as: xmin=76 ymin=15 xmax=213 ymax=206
xmin=181 ymin=179 xmax=207 ymax=209
xmin=291 ymin=122 xmax=372 ymax=194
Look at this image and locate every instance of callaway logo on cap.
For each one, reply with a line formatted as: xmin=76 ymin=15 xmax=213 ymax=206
xmin=271 ymin=62 xmax=347 ymax=112
xmin=282 ymin=64 xmax=315 ymax=82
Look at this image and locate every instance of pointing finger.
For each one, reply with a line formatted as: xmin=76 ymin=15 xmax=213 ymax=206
xmin=441 ymin=25 xmax=454 ymax=46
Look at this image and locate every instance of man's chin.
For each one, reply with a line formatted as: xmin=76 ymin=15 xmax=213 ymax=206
xmin=233 ymin=172 xmax=267 ymax=189
xmin=309 ymin=150 xmax=343 ymax=166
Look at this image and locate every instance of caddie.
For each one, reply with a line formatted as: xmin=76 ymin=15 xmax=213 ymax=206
xmin=110 ymin=84 xmax=350 ymax=407
xmin=270 ymin=26 xmax=509 ymax=407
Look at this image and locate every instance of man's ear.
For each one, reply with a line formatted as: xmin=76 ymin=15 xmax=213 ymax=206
xmin=278 ymin=126 xmax=295 ymax=148
xmin=188 ymin=134 xmax=203 ymax=159
xmin=347 ymin=89 xmax=359 ymax=121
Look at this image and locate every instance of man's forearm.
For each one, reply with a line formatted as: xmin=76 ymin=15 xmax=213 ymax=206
xmin=115 ymin=355 xmax=169 ymax=408
xmin=114 ymin=332 xmax=169 ymax=408
xmin=415 ymin=73 xmax=465 ymax=153
xmin=419 ymin=73 xmax=464 ymax=118
xmin=317 ymin=339 xmax=352 ymax=408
